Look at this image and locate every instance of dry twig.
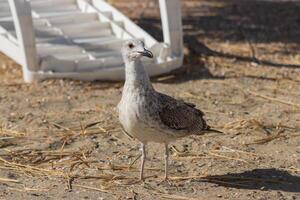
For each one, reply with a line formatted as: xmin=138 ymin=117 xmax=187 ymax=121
xmin=247 ymin=90 xmax=300 ymax=108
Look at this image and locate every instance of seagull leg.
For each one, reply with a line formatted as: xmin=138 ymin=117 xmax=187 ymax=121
xmin=164 ymin=143 xmax=169 ymax=180
xmin=140 ymin=143 xmax=146 ymax=181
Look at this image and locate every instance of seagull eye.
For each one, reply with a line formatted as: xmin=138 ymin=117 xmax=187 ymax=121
xmin=128 ymin=43 xmax=134 ymax=49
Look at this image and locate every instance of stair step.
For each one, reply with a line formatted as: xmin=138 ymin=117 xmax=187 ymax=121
xmin=37 ymin=44 xmax=84 ymax=57
xmin=56 ymin=21 xmax=109 ymax=29
xmin=79 ymin=38 xmax=123 ymax=51
xmin=0 ymin=17 xmax=13 ymax=22
xmin=32 ymin=5 xmax=79 ymax=14
xmin=35 ymin=27 xmax=63 ymax=38
xmin=72 ymin=35 xmax=118 ymax=44
xmin=7 ymin=27 xmax=62 ymax=39
xmin=89 ymin=51 xmax=122 ymax=59
xmin=30 ymin=0 xmax=76 ymax=7
xmin=76 ymin=57 xmax=124 ymax=72
xmin=35 ymin=36 xmax=70 ymax=44
xmin=58 ymin=21 xmax=113 ymax=38
xmin=0 ymin=19 xmax=49 ymax=30
xmin=0 ymin=20 xmax=15 ymax=31
xmin=0 ymin=10 xmax=11 ymax=18
xmin=45 ymin=13 xmax=98 ymax=25
xmin=0 ymin=2 xmax=10 ymax=12
xmin=30 ymin=0 xmax=76 ymax=5
xmin=33 ymin=19 xmax=51 ymax=27
xmin=40 ymin=55 xmax=124 ymax=73
xmin=32 ymin=8 xmax=83 ymax=18
xmin=52 ymin=52 xmax=90 ymax=61
xmin=0 ymin=19 xmax=51 ymax=38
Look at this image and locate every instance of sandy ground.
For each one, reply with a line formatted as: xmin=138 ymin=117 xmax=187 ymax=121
xmin=0 ymin=0 xmax=300 ymax=199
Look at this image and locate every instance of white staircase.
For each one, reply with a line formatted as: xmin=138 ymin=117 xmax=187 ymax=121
xmin=0 ymin=0 xmax=183 ymax=82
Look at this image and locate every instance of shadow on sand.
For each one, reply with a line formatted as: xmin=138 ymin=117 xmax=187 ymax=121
xmin=198 ymin=168 xmax=300 ymax=193
xmin=135 ymin=0 xmax=300 ymax=81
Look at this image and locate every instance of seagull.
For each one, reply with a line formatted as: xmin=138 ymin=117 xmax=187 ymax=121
xmin=118 ymin=39 xmax=221 ymax=181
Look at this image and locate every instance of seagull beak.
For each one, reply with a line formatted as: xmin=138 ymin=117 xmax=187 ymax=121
xmin=139 ymin=48 xmax=153 ymax=58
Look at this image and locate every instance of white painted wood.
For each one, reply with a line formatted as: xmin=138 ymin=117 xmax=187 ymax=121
xmin=0 ymin=0 xmax=183 ymax=82
xmin=76 ymin=0 xmax=133 ymax=41
xmin=30 ymin=0 xmax=75 ymax=7
xmin=58 ymin=21 xmax=113 ymax=38
xmin=76 ymin=56 xmax=124 ymax=72
xmin=32 ymin=10 xmax=83 ymax=18
xmin=90 ymin=51 xmax=121 ymax=59
xmin=72 ymin=35 xmax=117 ymax=44
xmin=8 ymin=0 xmax=38 ymax=82
xmin=46 ymin=13 xmax=98 ymax=25
xmin=28 ymin=57 xmax=182 ymax=82
xmin=159 ymin=0 xmax=183 ymax=57
xmin=0 ymin=34 xmax=23 ymax=64
xmin=91 ymin=0 xmax=157 ymax=47
xmin=33 ymin=5 xmax=78 ymax=13
xmin=37 ymin=44 xmax=84 ymax=57
xmin=0 ymin=2 xmax=10 ymax=12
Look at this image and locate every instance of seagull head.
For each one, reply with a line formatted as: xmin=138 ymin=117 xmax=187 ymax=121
xmin=121 ymin=39 xmax=153 ymax=61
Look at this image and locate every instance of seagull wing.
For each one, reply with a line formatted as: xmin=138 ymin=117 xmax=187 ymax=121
xmin=157 ymin=93 xmax=209 ymax=133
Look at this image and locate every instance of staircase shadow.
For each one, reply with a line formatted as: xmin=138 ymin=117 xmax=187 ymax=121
xmin=133 ymin=0 xmax=300 ymax=83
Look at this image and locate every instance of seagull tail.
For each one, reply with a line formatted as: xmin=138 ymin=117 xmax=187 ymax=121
xmin=206 ymin=128 xmax=224 ymax=134
xmin=205 ymin=125 xmax=224 ymax=134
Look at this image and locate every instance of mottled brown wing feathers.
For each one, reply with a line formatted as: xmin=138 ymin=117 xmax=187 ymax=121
xmin=158 ymin=93 xmax=208 ymax=132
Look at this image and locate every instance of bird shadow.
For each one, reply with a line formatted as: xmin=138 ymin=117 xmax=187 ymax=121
xmin=195 ymin=168 xmax=300 ymax=193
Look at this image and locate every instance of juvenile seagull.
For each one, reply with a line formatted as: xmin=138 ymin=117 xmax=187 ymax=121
xmin=118 ymin=39 xmax=220 ymax=181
